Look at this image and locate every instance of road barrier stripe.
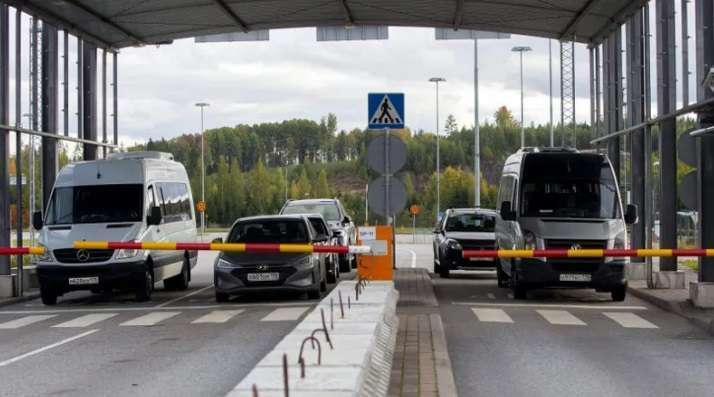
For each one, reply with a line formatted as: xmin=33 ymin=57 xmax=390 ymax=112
xmin=463 ymin=248 xmax=714 ymax=259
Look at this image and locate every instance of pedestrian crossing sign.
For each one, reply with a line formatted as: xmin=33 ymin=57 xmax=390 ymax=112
xmin=368 ymin=93 xmax=405 ymax=129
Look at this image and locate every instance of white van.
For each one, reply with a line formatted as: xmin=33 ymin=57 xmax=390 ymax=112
xmin=32 ymin=151 xmax=198 ymax=305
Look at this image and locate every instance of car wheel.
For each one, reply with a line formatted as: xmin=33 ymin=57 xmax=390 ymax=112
xmin=433 ymin=259 xmax=441 ymax=274
xmin=40 ymin=285 xmax=58 ymax=306
xmin=439 ymin=261 xmax=450 ymax=279
xmin=135 ymin=265 xmax=154 ymax=302
xmin=611 ymin=284 xmax=627 ymax=302
xmin=496 ymin=263 xmax=510 ymax=288
xmin=215 ymin=292 xmax=230 ymax=303
xmin=326 ymin=258 xmax=337 ymax=284
xmin=338 ymin=255 xmax=351 ymax=273
xmin=164 ymin=256 xmax=190 ymax=291
xmin=320 ymin=263 xmax=328 ymax=292
xmin=307 ymin=288 xmax=321 ymax=300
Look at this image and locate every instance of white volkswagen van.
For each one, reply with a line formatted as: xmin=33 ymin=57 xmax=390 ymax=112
xmin=32 ymin=151 xmax=198 ymax=305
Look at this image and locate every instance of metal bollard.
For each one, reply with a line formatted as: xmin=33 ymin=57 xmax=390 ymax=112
xmin=338 ymin=290 xmax=345 ymax=319
xmin=282 ymin=353 xmax=289 ymax=397
xmin=298 ymin=336 xmax=322 ymax=378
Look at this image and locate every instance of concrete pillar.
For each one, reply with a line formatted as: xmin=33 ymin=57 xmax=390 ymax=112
xmin=82 ymin=42 xmax=97 ymax=160
xmin=0 ymin=5 xmax=10 ymax=276
xmin=41 ymin=24 xmax=59 ymax=210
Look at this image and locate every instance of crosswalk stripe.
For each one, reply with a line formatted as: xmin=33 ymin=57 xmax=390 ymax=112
xmin=472 ymin=308 xmax=513 ymax=323
xmin=52 ymin=313 xmax=118 ymax=328
xmin=120 ymin=311 xmax=180 ymax=326
xmin=191 ymin=310 xmax=243 ymax=324
xmin=0 ymin=315 xmax=57 ymax=329
xmin=603 ymin=312 xmax=658 ymax=329
xmin=536 ymin=310 xmax=586 ymax=326
xmin=260 ymin=307 xmax=309 ymax=322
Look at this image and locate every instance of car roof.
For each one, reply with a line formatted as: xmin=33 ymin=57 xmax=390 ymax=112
xmin=447 ymin=208 xmax=498 ymax=215
xmin=285 ymin=199 xmax=338 ymax=205
xmin=234 ymin=214 xmax=307 ymax=223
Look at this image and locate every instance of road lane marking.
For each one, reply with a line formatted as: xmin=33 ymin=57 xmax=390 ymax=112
xmin=472 ymin=308 xmax=513 ymax=323
xmin=191 ymin=310 xmax=243 ymax=324
xmin=487 ymin=293 xmax=496 ymax=300
xmin=120 ymin=311 xmax=180 ymax=326
xmin=0 ymin=302 xmax=313 ymax=315
xmin=453 ymin=302 xmax=648 ymax=310
xmin=0 ymin=329 xmax=99 ymax=367
xmin=260 ymin=307 xmax=309 ymax=322
xmin=52 ymin=313 xmax=118 ymax=328
xmin=0 ymin=315 xmax=57 ymax=329
xmin=537 ymin=310 xmax=586 ymax=326
xmin=154 ymin=285 xmax=215 ymax=308
xmin=409 ymin=249 xmax=416 ymax=268
xmin=507 ymin=293 xmax=514 ymax=299
xmin=603 ymin=312 xmax=658 ymax=328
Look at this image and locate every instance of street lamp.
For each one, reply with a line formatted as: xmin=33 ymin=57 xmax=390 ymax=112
xmin=512 ymin=46 xmax=532 ymax=148
xmin=195 ymin=102 xmax=209 ymax=235
xmin=429 ymin=77 xmax=446 ymax=220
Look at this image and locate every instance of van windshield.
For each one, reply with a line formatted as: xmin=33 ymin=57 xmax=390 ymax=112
xmin=520 ymin=154 xmax=621 ymax=219
xmin=46 ymin=184 xmax=143 ymax=225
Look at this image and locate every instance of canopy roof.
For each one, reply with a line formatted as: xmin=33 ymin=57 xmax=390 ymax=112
xmin=6 ymin=0 xmax=644 ymax=48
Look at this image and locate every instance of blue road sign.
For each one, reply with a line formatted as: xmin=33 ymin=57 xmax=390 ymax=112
xmin=368 ymin=93 xmax=405 ymax=129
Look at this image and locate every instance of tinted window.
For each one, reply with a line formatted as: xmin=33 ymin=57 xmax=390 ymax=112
xmin=46 ymin=184 xmax=143 ymax=225
xmin=445 ymin=213 xmax=496 ymax=232
xmin=282 ymin=203 xmax=341 ymax=221
xmin=157 ymin=182 xmax=192 ymax=223
xmin=308 ymin=218 xmax=329 ymax=236
xmin=498 ymin=176 xmax=515 ymax=206
xmin=520 ymin=154 xmax=620 ymax=219
xmin=227 ymin=219 xmax=310 ymax=244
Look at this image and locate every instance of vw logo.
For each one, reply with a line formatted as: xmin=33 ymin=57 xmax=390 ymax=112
xmin=256 ymin=264 xmax=268 ymax=271
xmin=570 ymin=243 xmax=582 ymax=250
xmin=76 ymin=249 xmax=91 ymax=262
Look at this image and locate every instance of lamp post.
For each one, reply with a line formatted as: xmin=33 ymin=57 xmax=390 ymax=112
xmin=428 ymin=77 xmax=446 ymax=220
xmin=511 ymin=46 xmax=532 ymax=148
xmin=195 ymin=102 xmax=209 ymax=235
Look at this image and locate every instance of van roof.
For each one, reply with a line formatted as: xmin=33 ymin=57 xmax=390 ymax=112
xmin=54 ymin=152 xmax=186 ymax=187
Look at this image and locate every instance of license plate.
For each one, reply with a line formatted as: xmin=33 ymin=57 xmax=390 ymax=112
xmin=469 ymin=257 xmax=492 ymax=262
xmin=68 ymin=277 xmax=99 ymax=285
xmin=247 ymin=272 xmax=280 ymax=282
xmin=559 ymin=273 xmax=592 ymax=282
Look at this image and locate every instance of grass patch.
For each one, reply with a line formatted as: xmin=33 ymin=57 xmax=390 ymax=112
xmin=680 ymin=259 xmax=699 ymax=271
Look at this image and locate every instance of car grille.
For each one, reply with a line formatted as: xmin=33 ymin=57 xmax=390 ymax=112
xmin=53 ymin=249 xmax=115 ymax=264
xmin=545 ymin=240 xmax=606 ymax=272
xmin=457 ymin=239 xmax=495 ymax=250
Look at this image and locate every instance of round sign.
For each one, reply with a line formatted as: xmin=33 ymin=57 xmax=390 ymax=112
xmin=678 ymin=129 xmax=697 ymax=167
xmin=366 ymin=135 xmax=407 ymax=174
xmin=678 ymin=171 xmax=697 ymax=210
xmin=367 ymin=176 xmax=407 ymax=217
xmin=196 ymin=201 xmax=206 ymax=213
xmin=409 ymin=204 xmax=421 ymax=215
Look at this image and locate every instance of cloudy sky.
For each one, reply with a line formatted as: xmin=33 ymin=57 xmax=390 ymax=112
xmin=118 ymin=27 xmax=593 ymax=145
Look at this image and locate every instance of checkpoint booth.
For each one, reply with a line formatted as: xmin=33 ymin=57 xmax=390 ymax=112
xmin=356 ymin=226 xmax=393 ymax=281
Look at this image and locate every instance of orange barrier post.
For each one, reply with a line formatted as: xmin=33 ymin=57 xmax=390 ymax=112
xmin=356 ymin=225 xmax=393 ymax=280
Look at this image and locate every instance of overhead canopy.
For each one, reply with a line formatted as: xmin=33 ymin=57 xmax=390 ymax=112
xmin=5 ymin=0 xmax=643 ymax=49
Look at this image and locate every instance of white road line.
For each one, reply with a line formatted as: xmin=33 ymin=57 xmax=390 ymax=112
xmin=0 ymin=301 xmax=312 ymax=315
xmin=472 ymin=308 xmax=513 ymax=323
xmin=0 ymin=329 xmax=99 ymax=367
xmin=603 ymin=312 xmax=658 ymax=329
xmin=507 ymin=293 xmax=514 ymax=299
xmin=537 ymin=310 xmax=587 ymax=326
xmin=260 ymin=307 xmax=309 ymax=322
xmin=409 ymin=249 xmax=417 ymax=268
xmin=191 ymin=310 xmax=243 ymax=324
xmin=120 ymin=311 xmax=180 ymax=326
xmin=154 ymin=285 xmax=215 ymax=308
xmin=453 ymin=302 xmax=648 ymax=310
xmin=487 ymin=293 xmax=496 ymax=300
xmin=0 ymin=315 xmax=57 ymax=329
xmin=52 ymin=313 xmax=118 ymax=328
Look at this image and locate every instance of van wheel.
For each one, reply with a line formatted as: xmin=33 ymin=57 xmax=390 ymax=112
xmin=40 ymin=286 xmax=58 ymax=306
xmin=611 ymin=285 xmax=627 ymax=302
xmin=164 ymin=257 xmax=190 ymax=291
xmin=307 ymin=288 xmax=321 ymax=300
xmin=215 ymin=292 xmax=230 ymax=303
xmin=135 ymin=266 xmax=154 ymax=302
xmin=439 ymin=265 xmax=450 ymax=278
xmin=497 ymin=264 xmax=510 ymax=288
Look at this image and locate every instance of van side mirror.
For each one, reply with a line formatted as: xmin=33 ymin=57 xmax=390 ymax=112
xmin=343 ymin=216 xmax=351 ymax=225
xmin=32 ymin=211 xmax=43 ymax=230
xmin=500 ymin=201 xmax=516 ymax=221
xmin=212 ymin=237 xmax=223 ymax=244
xmin=147 ymin=206 xmax=162 ymax=226
xmin=625 ymin=204 xmax=638 ymax=225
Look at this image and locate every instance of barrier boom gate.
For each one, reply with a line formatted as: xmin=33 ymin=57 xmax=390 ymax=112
xmin=463 ymin=248 xmax=714 ymax=259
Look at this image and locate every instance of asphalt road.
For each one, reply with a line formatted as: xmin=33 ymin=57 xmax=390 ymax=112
xmin=395 ymin=243 xmax=714 ymax=397
xmin=0 ymin=250 xmax=349 ymax=397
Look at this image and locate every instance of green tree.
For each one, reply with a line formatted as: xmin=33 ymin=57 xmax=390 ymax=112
xmin=313 ymin=169 xmax=331 ymax=198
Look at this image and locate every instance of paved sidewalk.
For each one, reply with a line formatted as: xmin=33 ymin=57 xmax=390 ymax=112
xmin=394 ymin=268 xmax=438 ymax=307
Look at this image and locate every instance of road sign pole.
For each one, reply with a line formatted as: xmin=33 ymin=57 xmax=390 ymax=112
xmin=474 ymin=39 xmax=480 ymax=207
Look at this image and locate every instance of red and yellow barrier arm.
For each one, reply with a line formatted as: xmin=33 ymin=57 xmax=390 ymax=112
xmin=72 ymin=241 xmax=371 ymax=254
xmin=0 ymin=247 xmax=45 ymax=256
xmin=463 ymin=248 xmax=714 ymax=259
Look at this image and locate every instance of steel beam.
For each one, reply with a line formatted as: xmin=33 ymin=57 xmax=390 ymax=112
xmin=657 ymin=0 xmax=678 ymax=271
xmin=63 ymin=30 xmax=68 ymax=136
xmin=112 ymin=52 xmax=117 ymax=150
xmin=0 ymin=5 xmax=10 ymax=274
xmin=213 ymin=0 xmax=250 ymax=32
xmin=560 ymin=40 xmax=576 ymax=147
xmin=15 ymin=8 xmax=23 ymax=293
xmin=605 ymin=31 xmax=622 ymax=182
xmin=82 ymin=42 xmax=97 ymax=160
xmin=102 ymin=50 xmax=107 ymax=157
xmin=682 ymin=0 xmax=690 ymax=106
xmin=41 ymin=23 xmax=58 ymax=210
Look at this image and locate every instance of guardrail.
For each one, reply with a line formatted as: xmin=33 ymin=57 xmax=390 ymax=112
xmin=463 ymin=248 xmax=714 ymax=259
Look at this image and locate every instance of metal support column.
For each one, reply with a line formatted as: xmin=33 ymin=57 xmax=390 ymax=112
xmin=63 ymin=31 xmax=68 ymax=137
xmin=656 ymin=0 xmax=678 ymax=271
xmin=14 ymin=8 xmax=23 ymax=294
xmin=595 ymin=45 xmax=602 ymax=140
xmin=589 ymin=47 xmax=596 ymax=140
xmin=112 ymin=52 xmax=118 ymax=150
xmin=102 ymin=50 xmax=107 ymax=157
xmin=82 ymin=42 xmax=97 ymax=160
xmin=605 ymin=32 xmax=623 ymax=182
xmin=695 ymin=0 xmax=714 ymax=282
xmin=560 ymin=40 xmax=576 ymax=147
xmin=41 ymin=24 xmax=58 ymax=210
xmin=0 ymin=5 xmax=10 ymax=274
xmin=628 ymin=9 xmax=647 ymax=253
xmin=682 ymin=0 xmax=690 ymax=106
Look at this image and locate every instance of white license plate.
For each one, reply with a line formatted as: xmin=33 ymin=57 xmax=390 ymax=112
xmin=247 ymin=272 xmax=280 ymax=282
xmin=469 ymin=257 xmax=492 ymax=262
xmin=559 ymin=273 xmax=592 ymax=282
xmin=68 ymin=277 xmax=99 ymax=285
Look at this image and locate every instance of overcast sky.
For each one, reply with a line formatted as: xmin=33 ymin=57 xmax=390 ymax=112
xmin=118 ymin=27 xmax=593 ymax=145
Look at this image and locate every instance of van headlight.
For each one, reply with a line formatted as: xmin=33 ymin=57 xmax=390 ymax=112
xmin=116 ymin=249 xmax=140 ymax=259
xmin=614 ymin=232 xmax=627 ymax=249
xmin=35 ymin=244 xmax=53 ymax=262
xmin=523 ymin=230 xmax=537 ymax=250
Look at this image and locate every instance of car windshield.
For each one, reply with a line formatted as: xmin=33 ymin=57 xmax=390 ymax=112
xmin=45 ymin=184 xmax=143 ymax=225
xmin=520 ymin=154 xmax=621 ymax=219
xmin=445 ymin=213 xmax=496 ymax=232
xmin=228 ymin=219 xmax=310 ymax=244
xmin=282 ymin=203 xmax=341 ymax=221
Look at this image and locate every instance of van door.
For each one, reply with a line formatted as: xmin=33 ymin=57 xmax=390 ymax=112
xmin=496 ymin=175 xmax=518 ymax=274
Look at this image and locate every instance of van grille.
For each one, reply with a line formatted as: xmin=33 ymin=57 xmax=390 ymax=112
xmin=53 ymin=249 xmax=114 ymax=264
xmin=545 ymin=239 xmax=607 ymax=250
xmin=545 ymin=240 xmax=606 ymax=272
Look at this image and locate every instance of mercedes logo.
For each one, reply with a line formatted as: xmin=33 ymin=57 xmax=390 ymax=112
xmin=76 ymin=249 xmax=91 ymax=262
xmin=570 ymin=243 xmax=582 ymax=250
xmin=256 ymin=264 xmax=268 ymax=271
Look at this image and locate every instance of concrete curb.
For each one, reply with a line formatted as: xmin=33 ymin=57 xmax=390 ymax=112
xmin=0 ymin=291 xmax=39 ymax=308
xmin=227 ymin=280 xmax=399 ymax=397
xmin=430 ymin=314 xmax=458 ymax=397
xmin=628 ymin=286 xmax=714 ymax=336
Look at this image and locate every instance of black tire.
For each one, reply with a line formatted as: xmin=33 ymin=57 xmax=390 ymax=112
xmin=513 ymin=286 xmax=527 ymax=300
xmin=307 ymin=288 xmax=321 ymax=300
xmin=40 ymin=285 xmax=57 ymax=306
xmin=326 ymin=257 xmax=338 ymax=284
xmin=338 ymin=255 xmax=351 ymax=273
xmin=135 ymin=265 xmax=154 ymax=302
xmin=496 ymin=263 xmax=510 ymax=288
xmin=164 ymin=256 xmax=190 ymax=291
xmin=433 ymin=258 xmax=441 ymax=274
xmin=439 ymin=263 xmax=450 ymax=278
xmin=319 ymin=264 xmax=328 ymax=292
xmin=611 ymin=284 xmax=627 ymax=302
xmin=215 ymin=292 xmax=230 ymax=303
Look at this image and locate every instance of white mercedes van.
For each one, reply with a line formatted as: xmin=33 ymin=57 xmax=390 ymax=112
xmin=495 ymin=148 xmax=637 ymax=301
xmin=32 ymin=151 xmax=198 ymax=305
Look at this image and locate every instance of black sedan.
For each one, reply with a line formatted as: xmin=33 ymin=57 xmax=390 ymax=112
xmin=433 ymin=208 xmax=498 ymax=278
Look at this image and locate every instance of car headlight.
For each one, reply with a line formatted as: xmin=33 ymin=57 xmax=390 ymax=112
xmin=523 ymin=230 xmax=537 ymax=250
xmin=447 ymin=240 xmax=462 ymax=250
xmin=35 ymin=244 xmax=53 ymax=262
xmin=216 ymin=257 xmax=239 ymax=269
xmin=614 ymin=232 xmax=627 ymax=249
xmin=292 ymin=256 xmax=314 ymax=270
xmin=115 ymin=249 xmax=140 ymax=259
